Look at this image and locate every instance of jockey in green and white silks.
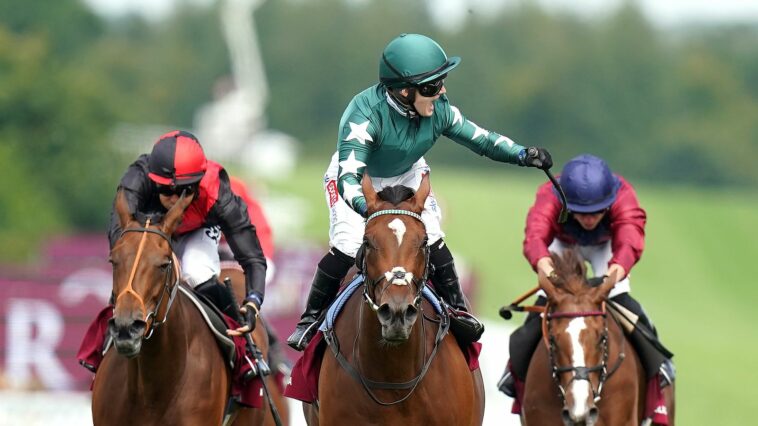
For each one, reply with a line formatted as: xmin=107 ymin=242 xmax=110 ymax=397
xmin=287 ymin=33 xmax=554 ymax=351
xmin=335 ymin=84 xmax=525 ymax=217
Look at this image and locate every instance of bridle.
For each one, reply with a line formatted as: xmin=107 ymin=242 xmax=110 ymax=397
xmin=114 ymin=218 xmax=181 ymax=340
xmin=361 ymin=209 xmax=430 ymax=312
xmin=542 ymin=300 xmax=625 ymax=405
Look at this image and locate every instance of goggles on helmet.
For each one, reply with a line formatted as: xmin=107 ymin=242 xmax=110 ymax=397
xmin=415 ymin=76 xmax=446 ymax=97
xmin=156 ymin=184 xmax=197 ymax=197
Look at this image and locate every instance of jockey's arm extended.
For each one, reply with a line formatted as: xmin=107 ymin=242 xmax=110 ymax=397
xmin=335 ymin=100 xmax=526 ymax=216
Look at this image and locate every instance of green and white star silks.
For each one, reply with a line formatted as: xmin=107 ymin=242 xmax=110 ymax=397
xmin=335 ymin=84 xmax=525 ymax=216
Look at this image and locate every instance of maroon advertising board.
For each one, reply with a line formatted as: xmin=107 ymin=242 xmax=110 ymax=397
xmin=0 ymin=235 xmax=476 ymax=391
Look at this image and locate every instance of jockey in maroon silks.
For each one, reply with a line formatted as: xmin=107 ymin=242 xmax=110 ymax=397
xmin=499 ymin=154 xmax=675 ymax=398
xmin=106 ymin=130 xmax=266 ymax=336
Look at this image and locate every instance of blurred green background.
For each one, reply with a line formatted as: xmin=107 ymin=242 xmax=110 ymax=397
xmin=2 ymin=0 xmax=757 ymax=423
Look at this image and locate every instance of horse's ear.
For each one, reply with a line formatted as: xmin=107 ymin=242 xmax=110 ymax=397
xmin=595 ymin=270 xmax=619 ymax=299
xmin=115 ymin=190 xmax=133 ymax=228
xmin=362 ymin=173 xmax=378 ymax=212
xmin=538 ymin=267 xmax=560 ymax=301
xmin=411 ymin=172 xmax=431 ymax=213
xmin=161 ymin=191 xmax=193 ymax=235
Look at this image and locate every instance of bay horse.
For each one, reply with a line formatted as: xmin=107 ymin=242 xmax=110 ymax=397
xmin=92 ymin=190 xmax=230 ymax=425
xmin=220 ymin=267 xmax=290 ymax=426
xmin=305 ymin=174 xmax=485 ymax=425
xmin=522 ymin=249 xmax=649 ymax=426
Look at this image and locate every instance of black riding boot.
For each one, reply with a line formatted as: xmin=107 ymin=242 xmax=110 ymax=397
xmin=429 ymin=240 xmax=484 ymax=344
xmin=610 ymin=293 xmax=675 ymax=387
xmin=498 ymin=295 xmax=547 ymax=397
xmin=286 ymin=248 xmax=354 ymax=351
xmin=195 ymin=278 xmax=240 ymax=319
xmin=286 ymin=268 xmax=341 ymax=351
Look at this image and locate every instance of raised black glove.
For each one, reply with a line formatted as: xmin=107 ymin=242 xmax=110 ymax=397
xmin=520 ymin=147 xmax=553 ymax=170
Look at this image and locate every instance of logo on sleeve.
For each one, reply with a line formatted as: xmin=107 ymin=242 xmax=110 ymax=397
xmin=205 ymin=226 xmax=221 ymax=243
xmin=327 ymin=180 xmax=339 ymax=207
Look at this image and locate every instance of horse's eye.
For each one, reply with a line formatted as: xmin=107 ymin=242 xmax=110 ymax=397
xmin=364 ymin=237 xmax=376 ymax=250
xmin=159 ymin=260 xmax=171 ymax=270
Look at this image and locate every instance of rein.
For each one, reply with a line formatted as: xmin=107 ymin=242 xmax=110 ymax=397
xmin=324 ymin=207 xmax=448 ymax=406
xmin=542 ymin=301 xmax=626 ymax=405
xmin=324 ymin=299 xmax=450 ymax=406
xmin=115 ymin=218 xmax=181 ymax=340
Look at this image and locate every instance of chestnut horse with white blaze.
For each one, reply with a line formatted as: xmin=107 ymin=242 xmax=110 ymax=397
xmin=304 ymin=173 xmax=485 ymax=425
xmin=522 ymin=249 xmax=655 ymax=426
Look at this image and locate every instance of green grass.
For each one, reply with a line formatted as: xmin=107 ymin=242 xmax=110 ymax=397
xmin=263 ymin=161 xmax=758 ymax=425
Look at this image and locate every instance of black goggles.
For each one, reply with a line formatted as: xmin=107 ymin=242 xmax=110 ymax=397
xmin=415 ymin=76 xmax=446 ymax=97
xmin=572 ymin=208 xmax=609 ymax=216
xmin=156 ymin=184 xmax=196 ymax=197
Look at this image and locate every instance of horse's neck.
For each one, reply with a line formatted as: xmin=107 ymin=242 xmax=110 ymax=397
xmin=607 ymin=314 xmax=627 ymax=355
xmin=355 ymin=302 xmax=425 ymax=380
xmin=127 ymin=294 xmax=192 ymax=394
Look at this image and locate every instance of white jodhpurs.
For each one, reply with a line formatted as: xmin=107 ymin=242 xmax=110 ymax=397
xmin=323 ymin=152 xmax=444 ymax=258
xmin=173 ymin=226 xmax=222 ymax=287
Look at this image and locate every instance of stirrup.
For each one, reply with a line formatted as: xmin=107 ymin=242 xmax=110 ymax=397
xmin=286 ymin=320 xmax=321 ymax=351
xmin=659 ymin=358 xmax=676 ymax=388
xmin=497 ymin=370 xmax=517 ymax=398
xmin=448 ymin=309 xmax=484 ymax=344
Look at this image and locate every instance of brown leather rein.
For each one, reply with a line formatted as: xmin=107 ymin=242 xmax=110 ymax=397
xmin=115 ymin=218 xmax=181 ymax=340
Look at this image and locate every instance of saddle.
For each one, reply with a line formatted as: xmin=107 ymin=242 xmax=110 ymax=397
xmin=182 ymin=285 xmax=238 ymax=370
xmin=607 ymin=301 xmax=673 ymax=380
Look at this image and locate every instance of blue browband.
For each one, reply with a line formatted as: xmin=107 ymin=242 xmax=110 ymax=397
xmin=366 ymin=209 xmax=423 ymax=223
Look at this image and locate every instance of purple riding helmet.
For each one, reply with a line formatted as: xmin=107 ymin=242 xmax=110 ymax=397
xmin=559 ymin=154 xmax=621 ymax=213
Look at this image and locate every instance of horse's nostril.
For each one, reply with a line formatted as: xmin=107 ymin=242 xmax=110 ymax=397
xmin=561 ymin=409 xmax=572 ymax=426
xmin=377 ymin=304 xmax=392 ymax=323
xmin=588 ymin=407 xmax=599 ymax=425
xmin=130 ymin=320 xmax=147 ymax=336
xmin=404 ymin=304 xmax=418 ymax=323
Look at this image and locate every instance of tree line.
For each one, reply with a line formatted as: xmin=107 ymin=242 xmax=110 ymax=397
xmin=1 ymin=0 xmax=756 ymax=260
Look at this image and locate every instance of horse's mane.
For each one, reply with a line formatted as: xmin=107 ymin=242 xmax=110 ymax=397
xmin=376 ymin=185 xmax=415 ymax=206
xmin=551 ymin=248 xmax=589 ymax=293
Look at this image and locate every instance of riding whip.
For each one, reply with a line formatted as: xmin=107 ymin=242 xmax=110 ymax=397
xmin=527 ymin=147 xmax=568 ymax=223
xmin=223 ymin=278 xmax=283 ymax=426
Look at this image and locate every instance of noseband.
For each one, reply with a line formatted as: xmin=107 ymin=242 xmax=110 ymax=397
xmin=361 ymin=209 xmax=430 ymax=312
xmin=115 ymin=218 xmax=180 ymax=340
xmin=542 ymin=301 xmax=625 ymax=405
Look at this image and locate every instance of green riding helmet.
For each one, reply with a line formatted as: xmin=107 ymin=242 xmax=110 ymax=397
xmin=379 ymin=33 xmax=461 ymax=88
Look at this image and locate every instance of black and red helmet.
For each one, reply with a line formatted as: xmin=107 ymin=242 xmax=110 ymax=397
xmin=147 ymin=130 xmax=207 ymax=186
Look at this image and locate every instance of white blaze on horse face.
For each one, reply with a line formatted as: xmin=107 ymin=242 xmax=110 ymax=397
xmin=387 ymin=218 xmax=406 ymax=247
xmin=566 ymin=318 xmax=592 ymax=419
xmin=384 ymin=267 xmax=414 ymax=286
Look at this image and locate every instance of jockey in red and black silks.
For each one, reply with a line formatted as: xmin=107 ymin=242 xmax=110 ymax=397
xmin=107 ymin=130 xmax=267 ymax=330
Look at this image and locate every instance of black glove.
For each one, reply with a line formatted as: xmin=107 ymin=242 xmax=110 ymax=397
xmin=521 ymin=147 xmax=553 ymax=170
xmin=240 ymin=296 xmax=260 ymax=333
